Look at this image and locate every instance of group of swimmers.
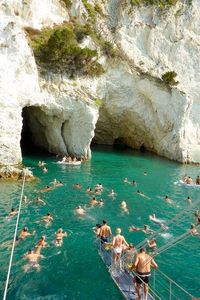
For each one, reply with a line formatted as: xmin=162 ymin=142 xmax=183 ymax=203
xmin=61 ymin=156 xmax=82 ymax=163
xmin=183 ymin=175 xmax=200 ymax=185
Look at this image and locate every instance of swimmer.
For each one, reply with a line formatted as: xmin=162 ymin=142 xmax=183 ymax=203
xmin=38 ymin=161 xmax=46 ymax=167
xmin=34 ymin=235 xmax=47 ymax=254
xmin=36 ymin=196 xmax=46 ymax=205
xmin=124 ymin=178 xmax=129 ymax=183
xmin=93 ymin=224 xmax=102 ymax=237
xmin=16 ymin=227 xmax=35 ymax=242
xmin=186 ymin=196 xmax=192 ymax=204
xmin=90 ymin=196 xmax=98 ymax=206
xmin=132 ymin=180 xmax=137 ymax=186
xmin=42 ymin=167 xmax=48 ymax=173
xmin=136 ymin=190 xmax=150 ymax=199
xmin=120 ymin=201 xmax=129 ymax=213
xmin=165 ymin=195 xmax=172 ymax=204
xmin=22 ymin=195 xmax=29 ymax=204
xmin=7 ymin=208 xmax=18 ymax=219
xmin=128 ymin=226 xmax=144 ymax=232
xmin=56 ymin=181 xmax=63 ymax=187
xmin=41 ymin=213 xmax=53 ymax=223
xmin=38 ymin=186 xmax=51 ymax=193
xmin=23 ymin=249 xmax=43 ymax=272
xmin=186 ymin=176 xmax=193 ymax=184
xmin=86 ymin=186 xmax=93 ymax=193
xmin=99 ymin=199 xmax=104 ymax=207
xmin=149 ymin=214 xmax=165 ymax=228
xmin=143 ymin=171 xmax=147 ymax=176
xmin=54 ymin=228 xmax=67 ymax=246
xmin=190 ymin=224 xmax=199 ymax=236
xmin=129 ymin=225 xmax=153 ymax=234
xmin=109 ymin=189 xmax=117 ymax=197
xmin=75 ymin=205 xmax=85 ymax=216
xmin=146 ymin=238 xmax=157 ymax=251
xmin=50 ymin=179 xmax=58 ymax=188
xmin=74 ymin=183 xmax=82 ymax=189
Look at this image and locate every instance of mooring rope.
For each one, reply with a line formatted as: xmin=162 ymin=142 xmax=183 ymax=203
xmin=3 ymin=170 xmax=26 ymax=300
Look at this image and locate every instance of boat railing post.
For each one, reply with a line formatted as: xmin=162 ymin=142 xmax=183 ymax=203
xmin=169 ymin=281 xmax=172 ymax=300
xmin=153 ymin=268 xmax=156 ymax=300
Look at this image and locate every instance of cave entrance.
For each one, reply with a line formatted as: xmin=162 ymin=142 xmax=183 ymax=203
xmin=21 ymin=106 xmax=49 ymax=156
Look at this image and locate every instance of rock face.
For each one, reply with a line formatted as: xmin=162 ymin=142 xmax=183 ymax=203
xmin=0 ymin=166 xmax=34 ymax=180
xmin=0 ymin=0 xmax=200 ymax=165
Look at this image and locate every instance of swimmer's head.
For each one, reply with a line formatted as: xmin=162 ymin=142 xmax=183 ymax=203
xmin=102 ymin=220 xmax=107 ymax=225
xmin=96 ymin=224 xmax=101 ymax=228
xmin=23 ymin=227 xmax=28 ymax=232
xmin=11 ymin=208 xmax=15 ymax=212
xmin=116 ymin=228 xmax=121 ymax=234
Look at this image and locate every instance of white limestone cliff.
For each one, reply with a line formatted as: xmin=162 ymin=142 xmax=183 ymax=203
xmin=0 ymin=0 xmax=200 ymax=165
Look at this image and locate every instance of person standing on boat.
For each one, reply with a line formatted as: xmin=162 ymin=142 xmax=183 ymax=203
xmin=134 ymin=248 xmax=158 ymax=300
xmin=112 ymin=228 xmax=129 ymax=266
xmin=99 ymin=220 xmax=112 ymax=244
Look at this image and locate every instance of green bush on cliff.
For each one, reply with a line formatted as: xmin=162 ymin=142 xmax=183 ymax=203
xmin=130 ymin=0 xmax=177 ymax=6
xmin=29 ymin=24 xmax=105 ymax=77
xmin=82 ymin=0 xmax=97 ymax=23
xmin=161 ymin=71 xmax=178 ymax=86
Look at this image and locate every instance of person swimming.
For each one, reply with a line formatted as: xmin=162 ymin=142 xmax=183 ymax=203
xmin=23 ymin=249 xmax=43 ymax=272
xmin=74 ymin=183 xmax=82 ymax=189
xmin=165 ymin=195 xmax=172 ymax=203
xmin=120 ymin=201 xmax=129 ymax=213
xmin=54 ymin=228 xmax=67 ymax=246
xmin=129 ymin=225 xmax=154 ymax=234
xmin=41 ymin=213 xmax=53 ymax=223
xmin=7 ymin=208 xmax=18 ymax=219
xmin=75 ymin=206 xmax=85 ymax=216
xmin=34 ymin=235 xmax=47 ymax=254
xmin=109 ymin=189 xmax=117 ymax=197
xmin=149 ymin=214 xmax=165 ymax=228
xmin=38 ymin=186 xmax=51 ymax=193
xmin=93 ymin=224 xmax=102 ymax=237
xmin=36 ymin=196 xmax=46 ymax=205
xmin=16 ymin=227 xmax=35 ymax=243
xmin=90 ymin=196 xmax=98 ymax=206
xmin=136 ymin=190 xmax=150 ymax=199
xmin=99 ymin=199 xmax=104 ymax=207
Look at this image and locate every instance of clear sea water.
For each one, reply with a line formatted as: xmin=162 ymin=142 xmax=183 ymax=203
xmin=0 ymin=146 xmax=200 ymax=300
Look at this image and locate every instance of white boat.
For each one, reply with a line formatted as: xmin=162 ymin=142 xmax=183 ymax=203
xmin=174 ymin=180 xmax=200 ymax=188
xmin=57 ymin=161 xmax=81 ymax=165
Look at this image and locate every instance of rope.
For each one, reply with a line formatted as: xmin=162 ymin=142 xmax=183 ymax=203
xmin=3 ymin=170 xmax=26 ymax=300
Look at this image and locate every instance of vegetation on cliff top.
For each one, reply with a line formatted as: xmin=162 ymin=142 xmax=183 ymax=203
xmin=27 ymin=22 xmax=105 ymax=77
xmin=130 ymin=0 xmax=178 ymax=6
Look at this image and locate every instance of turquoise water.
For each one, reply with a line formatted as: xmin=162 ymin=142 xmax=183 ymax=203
xmin=0 ymin=146 xmax=200 ymax=300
